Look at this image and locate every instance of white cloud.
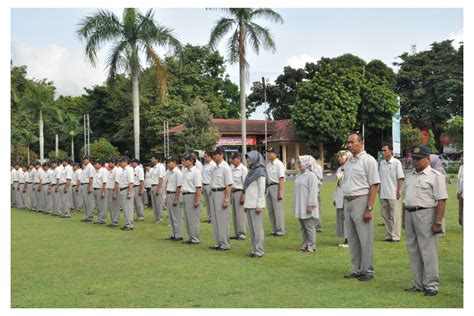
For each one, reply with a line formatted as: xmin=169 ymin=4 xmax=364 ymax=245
xmin=11 ymin=42 xmax=107 ymax=97
xmin=287 ymin=53 xmax=319 ymax=69
xmin=448 ymin=28 xmax=464 ymax=48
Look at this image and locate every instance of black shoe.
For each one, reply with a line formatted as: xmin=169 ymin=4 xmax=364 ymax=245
xmin=251 ymin=254 xmax=263 ymax=258
xmin=94 ymin=221 xmax=106 ymax=225
xmin=208 ymin=246 xmax=219 ymax=250
xmin=182 ymin=240 xmax=193 ymax=244
xmin=270 ymin=233 xmax=276 ymax=236
xmin=109 ymin=224 xmax=119 ymax=228
xmin=165 ymin=236 xmax=176 ymax=240
xmin=121 ymin=226 xmax=134 ymax=231
xmin=230 ymin=236 xmax=239 ymax=240
xmin=344 ymin=273 xmax=362 ymax=279
xmin=392 ymin=240 xmax=400 ymax=243
xmin=61 ymin=215 xmax=71 ymax=218
xmin=404 ymin=286 xmax=423 ymax=292
xmin=236 ymin=236 xmax=246 ymax=240
xmin=384 ymin=238 xmax=393 ymax=242
xmin=172 ymin=237 xmax=183 ymax=241
xmin=246 ymin=253 xmax=255 ymax=257
xmin=424 ymin=289 xmax=438 ymax=296
xmin=216 ymin=247 xmax=230 ymax=251
xmin=358 ymin=274 xmax=374 ymax=281
xmin=274 ymin=233 xmax=284 ymax=237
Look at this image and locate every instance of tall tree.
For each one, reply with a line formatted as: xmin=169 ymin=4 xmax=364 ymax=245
xmin=208 ymin=8 xmax=283 ymax=159
xmin=62 ymin=113 xmax=83 ymax=161
xmin=77 ymin=8 xmax=182 ymax=159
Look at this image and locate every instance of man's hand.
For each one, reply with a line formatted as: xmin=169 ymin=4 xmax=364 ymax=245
xmin=277 ymin=191 xmax=283 ymax=201
xmin=306 ymin=206 xmax=313 ymax=214
xmin=396 ymin=191 xmax=401 ymax=200
xmin=101 ymin=192 xmax=105 ymax=199
xmin=256 ymin=208 xmax=262 ymax=214
xmin=333 ymin=201 xmax=336 ymax=207
xmin=194 ymin=200 xmax=200 ymax=208
xmin=240 ymin=194 xmax=245 ymax=205
xmin=139 ymin=190 xmax=143 ymax=196
xmin=363 ymin=208 xmax=372 ymax=222
xmin=55 ymin=187 xmax=59 ymax=193
xmin=127 ymin=192 xmax=132 ymax=199
xmin=432 ymin=223 xmax=443 ymax=234
xmin=88 ymin=188 xmax=92 ymax=194
xmin=155 ymin=190 xmax=160 ymax=196
xmin=223 ymin=199 xmax=229 ymax=209
xmin=113 ymin=193 xmax=117 ymax=200
xmin=173 ymin=198 xmax=178 ymax=206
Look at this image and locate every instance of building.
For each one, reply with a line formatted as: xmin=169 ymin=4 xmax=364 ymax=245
xmin=168 ymin=119 xmax=309 ymax=171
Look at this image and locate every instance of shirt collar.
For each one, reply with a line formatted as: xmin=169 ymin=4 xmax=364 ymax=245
xmin=383 ymin=156 xmax=395 ymax=164
xmin=416 ymin=165 xmax=432 ymax=175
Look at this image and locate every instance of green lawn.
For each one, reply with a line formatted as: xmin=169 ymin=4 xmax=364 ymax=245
xmin=11 ymin=180 xmax=463 ymax=308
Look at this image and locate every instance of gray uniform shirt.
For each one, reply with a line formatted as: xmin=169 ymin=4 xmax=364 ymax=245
xmin=165 ymin=167 xmax=183 ymax=192
xmin=266 ymin=158 xmax=285 ymax=184
xmin=402 ymin=165 xmax=448 ymax=208
xmin=202 ymin=160 xmax=216 ymax=185
xmin=80 ymin=163 xmax=95 ymax=184
xmin=379 ymin=157 xmax=404 ymax=200
xmin=182 ymin=166 xmax=202 ymax=193
xmin=342 ymin=151 xmax=380 ymax=196
xmin=231 ymin=163 xmax=248 ymax=190
xmin=293 ymin=170 xmax=319 ymax=219
xmin=211 ymin=160 xmax=233 ymax=189
xmin=243 ymin=177 xmax=266 ymax=209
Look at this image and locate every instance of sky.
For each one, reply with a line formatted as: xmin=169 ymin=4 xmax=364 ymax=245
xmin=11 ymin=8 xmax=463 ymax=119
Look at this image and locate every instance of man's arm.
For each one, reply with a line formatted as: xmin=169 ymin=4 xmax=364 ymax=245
xmin=396 ymin=178 xmax=404 ymax=200
xmin=432 ymin=199 xmax=447 ymax=234
xmin=364 ymin=184 xmax=379 ymax=222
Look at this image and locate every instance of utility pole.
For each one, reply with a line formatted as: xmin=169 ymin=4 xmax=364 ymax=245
xmin=262 ymin=77 xmax=268 ymax=164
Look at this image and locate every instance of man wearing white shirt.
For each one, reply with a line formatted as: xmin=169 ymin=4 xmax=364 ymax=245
xmin=202 ymin=151 xmax=216 ymax=223
xmin=230 ymin=152 xmax=248 ymax=240
xmin=131 ymin=159 xmax=145 ymax=221
xmin=106 ymin=158 xmax=122 ymax=227
xmin=26 ymin=163 xmax=36 ymax=210
xmin=40 ymin=162 xmax=53 ymax=214
xmin=116 ymin=156 xmax=135 ymax=231
xmin=14 ymin=163 xmax=23 ymax=208
xmin=193 ymin=151 xmax=203 ymax=174
xmin=379 ymin=144 xmax=404 ymax=242
xmin=92 ymin=160 xmax=108 ymax=224
xmin=35 ymin=163 xmax=45 ymax=212
xmin=11 ymin=165 xmax=17 ymax=208
xmin=457 ymin=152 xmax=463 ymax=227
xmin=79 ymin=156 xmax=96 ymax=222
xmin=18 ymin=165 xmax=28 ymax=209
xmin=50 ymin=160 xmax=61 ymax=215
xmin=266 ymin=147 xmax=286 ymax=237
xmin=164 ymin=156 xmax=184 ymax=241
xmin=182 ymin=154 xmax=203 ymax=244
xmin=150 ymin=154 xmax=165 ymax=223
xmin=72 ymin=163 xmax=83 ymax=211
xmin=59 ymin=159 xmax=74 ymax=218
xmin=33 ymin=163 xmax=42 ymax=211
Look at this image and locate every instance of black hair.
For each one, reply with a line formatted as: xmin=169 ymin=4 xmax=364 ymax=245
xmin=382 ymin=143 xmax=393 ymax=151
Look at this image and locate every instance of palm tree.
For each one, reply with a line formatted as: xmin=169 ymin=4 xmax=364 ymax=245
xmin=77 ymin=8 xmax=182 ymax=160
xmin=21 ymin=80 xmax=56 ymax=161
xmin=63 ymin=113 xmax=82 ymax=162
xmin=20 ymin=129 xmax=38 ymax=164
xmin=208 ymin=8 xmax=283 ymax=159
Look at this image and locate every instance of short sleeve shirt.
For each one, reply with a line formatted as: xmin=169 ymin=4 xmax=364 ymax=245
xmin=182 ymin=166 xmax=203 ymax=193
xmin=117 ymin=165 xmax=134 ymax=188
xmin=379 ymin=157 xmax=404 ymax=200
xmin=134 ymin=166 xmax=145 ymax=184
xmin=165 ymin=167 xmax=183 ymax=192
xmin=93 ymin=167 xmax=107 ymax=188
xmin=211 ymin=160 xmax=233 ymax=189
xmin=342 ymin=151 xmax=380 ymax=196
xmin=202 ymin=160 xmax=216 ymax=185
xmin=266 ymin=158 xmax=285 ymax=184
xmin=231 ymin=163 xmax=248 ymax=190
xmin=80 ymin=163 xmax=95 ymax=184
xmin=402 ymin=165 xmax=448 ymax=208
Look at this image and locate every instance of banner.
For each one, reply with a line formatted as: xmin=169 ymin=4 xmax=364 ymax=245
xmin=217 ymin=136 xmax=257 ymax=146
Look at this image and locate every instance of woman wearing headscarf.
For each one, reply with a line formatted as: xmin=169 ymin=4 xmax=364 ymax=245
xmin=293 ymin=155 xmax=320 ymax=253
xmin=242 ymin=150 xmax=267 ymax=258
xmin=334 ymin=150 xmax=352 ymax=248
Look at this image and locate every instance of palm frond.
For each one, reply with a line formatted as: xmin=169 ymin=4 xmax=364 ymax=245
xmin=146 ymin=45 xmax=168 ymax=104
xmin=209 ymin=17 xmax=236 ymax=51
xmin=246 ymin=21 xmax=276 ymax=53
xmin=250 ymin=8 xmax=284 ymax=24
xmin=106 ymin=40 xmax=130 ymax=82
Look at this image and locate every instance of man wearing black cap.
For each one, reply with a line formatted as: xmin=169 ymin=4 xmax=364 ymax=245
xmin=230 ymin=152 xmax=248 ymax=240
xmin=131 ymin=159 xmax=145 ymax=221
xmin=79 ymin=156 xmax=96 ymax=222
xmin=182 ymin=154 xmax=203 ymax=244
xmin=116 ymin=156 xmax=135 ymax=231
xmin=150 ymin=154 xmax=165 ymax=223
xmin=209 ymin=147 xmax=234 ymax=250
xmin=402 ymin=145 xmax=448 ymax=296
xmin=266 ymin=147 xmax=286 ymax=236
xmin=164 ymin=156 xmax=183 ymax=240
xmin=92 ymin=160 xmax=108 ymax=224
xmin=59 ymin=158 xmax=74 ymax=217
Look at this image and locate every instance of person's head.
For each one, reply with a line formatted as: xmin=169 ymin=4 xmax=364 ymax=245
xmin=347 ymin=132 xmax=364 ymax=155
xmin=82 ymin=155 xmax=91 ymax=165
xmin=184 ymin=154 xmax=196 ymax=169
xmin=213 ymin=147 xmax=225 ymax=163
xmin=381 ymin=143 xmax=393 ymax=161
xmin=62 ymin=159 xmax=68 ymax=167
xmin=412 ymin=145 xmax=431 ymax=172
xmin=21 ymin=165 xmax=28 ymax=172
xmin=28 ymin=163 xmax=34 ymax=170
xmin=14 ymin=163 xmax=20 ymax=170
xmin=204 ymin=151 xmax=213 ymax=163
xmin=150 ymin=154 xmax=161 ymax=166
xmin=93 ymin=160 xmax=103 ymax=170
xmin=337 ymin=150 xmax=352 ymax=166
xmin=266 ymin=147 xmax=279 ymax=161
xmin=193 ymin=151 xmax=200 ymax=160
xmin=35 ymin=162 xmax=41 ymax=169
xmin=231 ymin=152 xmax=242 ymax=166
xmin=73 ymin=163 xmax=81 ymax=171
xmin=131 ymin=159 xmax=140 ymax=168
xmin=119 ymin=156 xmax=130 ymax=168
xmin=42 ymin=162 xmax=49 ymax=170
xmin=166 ymin=156 xmax=178 ymax=169
xmin=50 ymin=160 xmax=58 ymax=169
xmin=108 ymin=158 xmax=117 ymax=169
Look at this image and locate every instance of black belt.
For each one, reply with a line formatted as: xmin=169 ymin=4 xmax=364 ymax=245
xmin=120 ymin=187 xmax=128 ymax=191
xmin=405 ymin=207 xmax=431 ymax=213
xmin=59 ymin=183 xmax=66 ymax=186
xmin=151 ymin=184 xmax=158 ymax=187
xmin=94 ymin=188 xmax=101 ymax=191
xmin=182 ymin=192 xmax=195 ymax=195
xmin=52 ymin=184 xmax=57 ymax=187
xmin=134 ymin=185 xmax=140 ymax=187
xmin=268 ymin=182 xmax=278 ymax=187
xmin=203 ymin=183 xmax=210 ymax=186
xmin=27 ymin=182 xmax=32 ymax=184
xmin=72 ymin=185 xmax=77 ymax=187
xmin=232 ymin=188 xmax=243 ymax=193
xmin=167 ymin=191 xmax=176 ymax=194
xmin=211 ymin=187 xmax=225 ymax=192
xmin=42 ymin=183 xmax=50 ymax=186
xmin=13 ymin=181 xmax=19 ymax=183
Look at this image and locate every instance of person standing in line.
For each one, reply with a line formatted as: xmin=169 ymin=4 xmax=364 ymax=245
xmin=312 ymin=158 xmax=324 ymax=232
xmin=92 ymin=160 xmax=108 ymax=224
xmin=14 ymin=163 xmax=23 ymax=208
xmin=116 ymin=156 xmax=135 ymax=231
xmin=26 ymin=163 xmax=36 ymax=210
xmin=35 ymin=162 xmax=45 ymax=212
xmin=18 ymin=165 xmax=28 ymax=209
xmin=40 ymin=162 xmax=53 ymax=214
xmin=457 ymin=152 xmax=463 ymax=227
xmin=144 ymin=163 xmax=152 ymax=208
xmin=334 ymin=150 xmax=352 ymax=248
xmin=181 ymin=154 xmax=203 ymax=244
xmin=242 ymin=150 xmax=266 ymax=258
xmin=342 ymin=132 xmax=380 ymax=282
xmin=230 ymin=152 xmax=248 ymax=240
xmin=59 ymin=159 xmax=74 ymax=218
xmin=293 ymin=155 xmax=320 ymax=253
xmin=72 ymin=163 xmax=83 ymax=211
xmin=131 ymin=159 xmax=145 ymax=221
xmin=106 ymin=158 xmax=121 ymax=227
xmin=50 ymin=160 xmax=60 ymax=214
xmin=208 ymin=147 xmax=233 ymax=251
xmin=164 ymin=156 xmax=183 ymax=241
xmin=429 ymin=154 xmax=449 ymax=236
xmin=194 ymin=151 xmax=203 ymax=174
xmin=150 ymin=154 xmax=165 ymax=223
xmin=402 ymin=145 xmax=448 ymax=296
xmin=79 ymin=156 xmax=95 ymax=222
xmin=202 ymin=151 xmax=216 ymax=224
xmin=379 ymin=143 xmax=405 ymax=242
xmin=266 ymin=147 xmax=286 ymax=237
xmin=32 ymin=163 xmax=41 ymax=211
xmin=11 ymin=165 xmax=17 ymax=208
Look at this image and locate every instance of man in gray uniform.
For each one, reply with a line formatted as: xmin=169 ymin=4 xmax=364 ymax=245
xmin=342 ymin=132 xmax=380 ymax=281
xmin=202 ymin=151 xmax=216 ymax=223
xmin=59 ymin=159 xmax=74 ymax=217
xmin=230 ymin=152 xmax=248 ymax=240
xmin=116 ymin=156 xmax=135 ymax=231
xmin=402 ymin=145 xmax=448 ymax=296
xmin=92 ymin=160 xmax=108 ymax=224
xmin=106 ymin=158 xmax=121 ymax=227
xmin=164 ymin=156 xmax=183 ymax=241
xmin=79 ymin=156 xmax=95 ymax=222
xmin=182 ymin=154 xmax=203 ymax=244
xmin=26 ymin=163 xmax=36 ymax=210
xmin=150 ymin=154 xmax=165 ymax=223
xmin=209 ymin=147 xmax=234 ymax=251
xmin=51 ymin=160 xmax=61 ymax=215
xmin=266 ymin=147 xmax=286 ymax=236
xmin=35 ymin=162 xmax=45 ymax=212
xmin=131 ymin=159 xmax=145 ymax=221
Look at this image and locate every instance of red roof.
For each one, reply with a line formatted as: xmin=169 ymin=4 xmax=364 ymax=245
xmin=168 ymin=118 xmax=301 ymax=144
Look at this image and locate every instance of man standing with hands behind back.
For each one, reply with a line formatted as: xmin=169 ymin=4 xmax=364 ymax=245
xmin=266 ymin=147 xmax=286 ymax=237
xmin=342 ymin=132 xmax=380 ymax=281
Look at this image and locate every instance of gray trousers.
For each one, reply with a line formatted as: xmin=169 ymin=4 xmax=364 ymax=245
xmin=16 ymin=183 xmax=23 ymax=207
xmin=266 ymin=184 xmax=285 ymax=235
xmin=246 ymin=208 xmax=265 ymax=256
xmin=210 ymin=190 xmax=230 ymax=249
xmin=11 ymin=183 xmax=16 ymax=207
xmin=380 ymin=198 xmax=402 ymax=241
xmin=34 ymin=184 xmax=41 ymax=210
xmin=183 ymin=194 xmax=201 ymax=243
xmin=231 ymin=191 xmax=247 ymax=238
xmin=150 ymin=185 xmax=164 ymax=220
xmin=107 ymin=189 xmax=120 ymax=225
xmin=93 ymin=189 xmax=108 ymax=223
xmin=203 ymin=185 xmax=212 ymax=221
xmin=315 ymin=196 xmax=322 ymax=230
xmin=60 ymin=187 xmax=72 ymax=216
xmin=27 ymin=183 xmax=35 ymax=210
xmin=344 ymin=195 xmax=374 ymax=276
xmin=166 ymin=193 xmax=182 ymax=238
xmin=21 ymin=186 xmax=29 ymax=209
xmin=336 ymin=208 xmax=346 ymax=238
xmin=72 ymin=186 xmax=83 ymax=210
xmin=299 ymin=217 xmax=317 ymax=250
xmin=119 ymin=189 xmax=134 ymax=227
xmin=133 ymin=186 xmax=145 ymax=220
xmin=42 ymin=185 xmax=52 ymax=213
xmin=53 ymin=185 xmax=63 ymax=215
xmin=405 ymin=207 xmax=439 ymax=291
xmin=81 ymin=185 xmax=95 ymax=220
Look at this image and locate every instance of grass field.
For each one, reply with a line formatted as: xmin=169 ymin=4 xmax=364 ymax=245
xmin=11 ymin=180 xmax=463 ymax=308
